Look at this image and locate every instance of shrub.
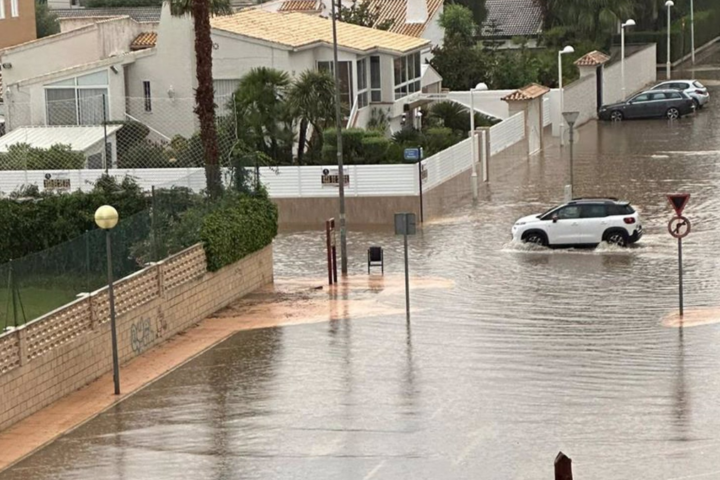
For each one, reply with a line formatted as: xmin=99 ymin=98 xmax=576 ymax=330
xmin=200 ymin=192 xmax=278 ymax=272
xmin=360 ymin=136 xmax=390 ymax=164
xmin=118 ymin=140 xmax=169 ymax=169
xmin=0 ymin=143 xmax=85 ymax=170
xmin=424 ymin=127 xmax=461 ymax=156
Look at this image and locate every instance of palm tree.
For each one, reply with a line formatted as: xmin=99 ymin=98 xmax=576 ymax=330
xmin=232 ymin=68 xmax=293 ymax=163
xmin=170 ymin=0 xmax=231 ymax=198
xmin=287 ymin=70 xmax=336 ymax=165
xmin=543 ymin=0 xmax=634 ymax=43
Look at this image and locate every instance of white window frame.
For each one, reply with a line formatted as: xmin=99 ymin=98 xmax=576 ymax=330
xmin=393 ymin=52 xmax=422 ymax=100
xmin=10 ymin=0 xmax=18 ymax=17
xmin=0 ymin=0 xmax=6 ymax=20
xmin=44 ymin=70 xmax=110 ymax=126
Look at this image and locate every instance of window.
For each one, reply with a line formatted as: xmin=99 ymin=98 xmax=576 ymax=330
xmin=608 ymin=204 xmax=635 ymax=216
xmin=45 ymin=71 xmax=109 ymax=125
xmin=356 ymin=58 xmax=368 ymax=108
xmin=143 ymin=81 xmax=152 ymax=112
xmin=648 ymin=92 xmax=666 ymax=101
xmin=631 ymin=94 xmax=649 ymax=103
xmin=318 ymin=61 xmax=353 ymax=108
xmin=370 ymin=56 xmax=381 ymax=102
xmin=0 ymin=0 xmax=5 ymax=19
xmin=581 ymin=205 xmax=607 ymax=218
xmin=557 ymin=206 xmax=581 ymax=219
xmin=668 ymin=91 xmax=683 ymax=99
xmin=693 ymin=81 xmax=705 ymax=89
xmin=10 ymin=0 xmax=18 ymax=17
xmin=393 ymin=52 xmax=422 ymax=100
xmin=214 ymin=79 xmax=241 ymax=115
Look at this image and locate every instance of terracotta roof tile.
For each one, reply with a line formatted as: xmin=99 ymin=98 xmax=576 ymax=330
xmin=502 ymin=83 xmax=550 ymax=101
xmin=362 ymin=0 xmax=443 ymax=38
xmin=278 ymin=0 xmax=319 ymax=12
xmin=211 ymin=9 xmax=429 ymax=54
xmin=574 ymin=50 xmax=611 ymax=66
xmin=130 ymin=32 xmax=157 ymax=50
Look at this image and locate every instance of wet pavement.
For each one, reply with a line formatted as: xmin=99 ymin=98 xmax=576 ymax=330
xmin=3 ymin=58 xmax=720 ymax=480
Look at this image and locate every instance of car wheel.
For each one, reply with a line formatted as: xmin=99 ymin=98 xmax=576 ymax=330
xmin=610 ymin=111 xmax=623 ymax=122
xmin=693 ymin=98 xmax=701 ymax=109
xmin=523 ymin=232 xmax=547 ymax=247
xmin=666 ymin=108 xmax=680 ymax=120
xmin=605 ymin=231 xmax=628 ymax=247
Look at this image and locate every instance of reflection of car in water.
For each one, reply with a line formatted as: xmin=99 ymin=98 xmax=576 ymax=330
xmin=511 ymin=198 xmax=643 ymax=248
xmin=598 ymin=89 xmax=695 ymax=121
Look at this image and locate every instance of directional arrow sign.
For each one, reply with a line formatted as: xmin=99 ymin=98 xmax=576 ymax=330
xmin=667 ymin=193 xmax=690 ymax=216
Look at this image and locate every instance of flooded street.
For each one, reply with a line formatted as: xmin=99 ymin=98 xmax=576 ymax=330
xmin=4 ymin=62 xmax=720 ymax=478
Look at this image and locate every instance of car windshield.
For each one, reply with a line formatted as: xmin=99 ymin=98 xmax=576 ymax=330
xmin=538 ymin=205 xmax=560 ymax=218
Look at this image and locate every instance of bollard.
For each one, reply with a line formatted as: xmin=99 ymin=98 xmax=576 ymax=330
xmin=554 ymin=452 xmax=573 ymax=480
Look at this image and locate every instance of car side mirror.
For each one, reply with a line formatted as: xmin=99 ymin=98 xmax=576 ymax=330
xmin=552 ymin=214 xmax=559 ymax=223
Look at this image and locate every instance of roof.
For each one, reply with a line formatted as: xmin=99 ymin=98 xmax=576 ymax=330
xmin=362 ymin=0 xmax=443 ymax=37
xmin=130 ymin=32 xmax=157 ymax=50
xmin=211 ymin=9 xmax=429 ymax=54
xmin=53 ymin=7 xmax=161 ymax=23
xmin=482 ymin=0 xmax=543 ymax=37
xmin=574 ymin=50 xmax=611 ymax=67
xmin=278 ymin=0 xmax=319 ymax=12
xmin=502 ymin=83 xmax=549 ymax=101
xmin=0 ymin=126 xmax=123 ymax=153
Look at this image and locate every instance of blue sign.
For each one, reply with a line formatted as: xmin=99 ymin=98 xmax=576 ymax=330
xmin=404 ymin=148 xmax=421 ymax=162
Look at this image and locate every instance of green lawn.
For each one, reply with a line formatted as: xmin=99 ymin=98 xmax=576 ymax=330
xmin=0 ymin=286 xmax=80 ymax=330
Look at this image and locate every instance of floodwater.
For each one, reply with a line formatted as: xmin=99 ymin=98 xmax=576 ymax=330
xmin=4 ymin=63 xmax=720 ymax=480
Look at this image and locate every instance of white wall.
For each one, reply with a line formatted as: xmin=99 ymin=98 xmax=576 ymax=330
xmin=603 ymin=44 xmax=657 ymax=104
xmin=421 ymin=5 xmax=444 ymax=61
xmin=59 ymin=18 xmax=159 ymax=34
xmin=447 ymin=90 xmax=514 ymax=120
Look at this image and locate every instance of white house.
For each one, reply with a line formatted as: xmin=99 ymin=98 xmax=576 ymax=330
xmin=0 ymin=5 xmax=441 ymax=150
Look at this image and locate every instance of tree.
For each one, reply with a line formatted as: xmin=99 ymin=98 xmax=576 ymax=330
xmin=232 ymin=68 xmax=293 ymax=164
xmin=540 ymin=0 xmax=634 ymax=44
xmin=35 ymin=0 xmax=59 ymax=38
xmin=287 ymin=70 xmax=336 ymax=165
xmin=170 ymin=0 xmax=231 ymax=198
xmin=439 ymin=4 xmax=476 ymax=46
xmin=339 ymin=0 xmax=394 ymax=30
xmin=445 ymin=0 xmax=487 ymax=28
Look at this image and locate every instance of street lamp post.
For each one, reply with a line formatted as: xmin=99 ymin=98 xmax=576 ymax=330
xmin=558 ymin=45 xmax=574 ymax=146
xmin=95 ymin=205 xmax=120 ymax=395
xmin=666 ymin=0 xmax=674 ymax=80
xmin=469 ymin=82 xmax=487 ymax=201
xmin=562 ymin=111 xmax=579 ymax=201
xmin=621 ymin=19 xmax=636 ymax=100
xmin=330 ymin=0 xmax=348 ymax=275
xmin=690 ymin=0 xmax=695 ymax=65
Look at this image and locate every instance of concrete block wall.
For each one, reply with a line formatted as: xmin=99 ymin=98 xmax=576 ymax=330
xmin=0 ymin=244 xmax=273 ymax=433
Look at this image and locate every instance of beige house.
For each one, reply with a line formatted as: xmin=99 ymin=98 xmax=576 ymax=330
xmin=0 ymin=0 xmax=36 ymax=49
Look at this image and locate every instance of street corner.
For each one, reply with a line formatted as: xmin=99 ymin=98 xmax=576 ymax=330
xmin=661 ymin=307 xmax=720 ymax=328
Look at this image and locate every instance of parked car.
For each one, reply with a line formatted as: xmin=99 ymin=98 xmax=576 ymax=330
xmin=598 ymin=89 xmax=695 ymax=121
xmin=651 ymin=80 xmax=709 ymax=109
xmin=511 ymin=198 xmax=643 ymax=248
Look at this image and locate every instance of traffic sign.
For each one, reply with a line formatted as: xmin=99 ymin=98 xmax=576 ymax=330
xmin=668 ymin=216 xmax=691 ymax=239
xmin=667 ymin=193 xmax=690 ymax=216
xmin=404 ymin=148 xmax=421 ymax=162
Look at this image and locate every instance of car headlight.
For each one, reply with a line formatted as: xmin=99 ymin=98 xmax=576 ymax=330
xmin=514 ymin=221 xmax=526 ymax=226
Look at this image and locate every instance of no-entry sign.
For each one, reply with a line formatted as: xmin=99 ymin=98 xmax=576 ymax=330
xmin=667 ymin=193 xmax=690 ymax=216
xmin=668 ymin=216 xmax=691 ymax=239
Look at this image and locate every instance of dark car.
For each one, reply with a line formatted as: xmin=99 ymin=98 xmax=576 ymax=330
xmin=598 ymin=89 xmax=695 ymax=121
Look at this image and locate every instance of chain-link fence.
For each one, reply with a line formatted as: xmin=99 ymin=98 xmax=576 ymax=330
xmin=0 ymin=174 xmax=220 ymax=332
xmin=0 ymin=94 xmax=241 ymax=173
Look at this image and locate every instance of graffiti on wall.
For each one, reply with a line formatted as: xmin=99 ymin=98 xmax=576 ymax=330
xmin=130 ymin=318 xmax=154 ymax=354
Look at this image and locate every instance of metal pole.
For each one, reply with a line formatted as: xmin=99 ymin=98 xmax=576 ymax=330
xmin=667 ymin=4 xmax=672 ymax=80
xmin=330 ymin=0 xmax=348 ymax=276
xmin=418 ymin=160 xmax=424 ymax=222
xmin=678 ymin=237 xmax=684 ymax=317
xmin=326 ymin=220 xmax=333 ymax=285
xmin=690 ymin=0 xmax=695 ymax=65
xmin=404 ymin=225 xmax=410 ymax=324
xmin=9 ymin=260 xmax=17 ymax=328
xmin=151 ymin=186 xmax=159 ymax=263
xmin=102 ymin=94 xmax=109 ymax=173
xmin=106 ymin=230 xmax=120 ymax=395
xmin=469 ymin=89 xmax=478 ymax=200
xmin=569 ymin=123 xmax=574 ymax=198
xmin=621 ymin=25 xmax=626 ymax=100
xmin=558 ymin=51 xmax=564 ymax=147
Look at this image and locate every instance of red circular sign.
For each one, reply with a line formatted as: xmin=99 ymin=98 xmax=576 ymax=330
xmin=668 ymin=216 xmax=691 ymax=239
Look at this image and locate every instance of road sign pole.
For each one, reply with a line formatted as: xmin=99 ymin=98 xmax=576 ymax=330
xmin=418 ymin=160 xmax=424 ymax=223
xmin=404 ymin=216 xmax=410 ymax=324
xmin=678 ymin=237 xmax=684 ymax=317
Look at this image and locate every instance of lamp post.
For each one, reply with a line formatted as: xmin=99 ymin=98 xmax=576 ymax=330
xmin=558 ymin=45 xmax=574 ymax=146
xmin=690 ymin=0 xmax=695 ymax=65
xmin=330 ymin=0 xmax=348 ymax=275
xmin=621 ymin=19 xmax=636 ymax=100
xmin=469 ymin=82 xmax=487 ymax=201
xmin=666 ymin=0 xmax=674 ymax=80
xmin=95 ymin=205 xmax=120 ymax=395
xmin=562 ymin=111 xmax=579 ymax=201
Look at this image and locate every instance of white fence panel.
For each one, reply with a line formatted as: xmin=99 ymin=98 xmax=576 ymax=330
xmin=489 ymin=111 xmax=525 ymax=155
xmin=543 ymin=97 xmax=551 ymax=127
xmin=421 ymin=136 xmax=472 ymax=191
xmin=354 ymin=164 xmax=417 ymax=196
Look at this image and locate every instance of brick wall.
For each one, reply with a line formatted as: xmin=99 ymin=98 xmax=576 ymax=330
xmin=0 ymin=244 xmax=273 ymax=432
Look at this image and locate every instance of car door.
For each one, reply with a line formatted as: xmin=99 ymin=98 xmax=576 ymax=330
xmin=546 ymin=205 xmax=582 ymax=245
xmin=647 ymin=92 xmax=669 ymax=117
xmin=625 ymin=93 xmax=650 ymax=118
xmin=578 ymin=204 xmax=608 ymax=244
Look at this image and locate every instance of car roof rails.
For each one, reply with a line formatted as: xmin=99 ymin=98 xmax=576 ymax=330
xmin=571 ymin=197 xmax=619 ymax=201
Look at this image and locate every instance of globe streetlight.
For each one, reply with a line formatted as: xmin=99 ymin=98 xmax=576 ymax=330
xmin=558 ymin=45 xmax=575 ymax=146
xmin=95 ymin=205 xmax=120 ymax=396
xmin=621 ymin=19 xmax=636 ymax=100
xmin=470 ymin=82 xmax=488 ymax=200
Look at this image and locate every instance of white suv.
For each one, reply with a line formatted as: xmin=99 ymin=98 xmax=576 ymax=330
xmin=511 ymin=198 xmax=642 ymax=248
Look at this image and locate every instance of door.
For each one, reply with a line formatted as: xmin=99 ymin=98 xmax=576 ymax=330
xmin=579 ymin=204 xmax=608 ymax=244
xmin=596 ymin=65 xmax=603 ymax=112
xmin=625 ymin=93 xmax=650 ymax=118
xmin=546 ymin=205 xmax=582 ymax=245
xmin=646 ymin=92 xmax=669 ymax=117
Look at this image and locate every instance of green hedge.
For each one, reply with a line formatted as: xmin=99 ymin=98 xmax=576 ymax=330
xmin=0 ymin=143 xmax=85 ymax=170
xmin=620 ymin=8 xmax=720 ymax=63
xmin=200 ymin=193 xmax=278 ymax=272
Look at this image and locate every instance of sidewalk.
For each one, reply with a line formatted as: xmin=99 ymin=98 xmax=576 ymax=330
xmin=0 ymin=275 xmax=452 ymax=472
